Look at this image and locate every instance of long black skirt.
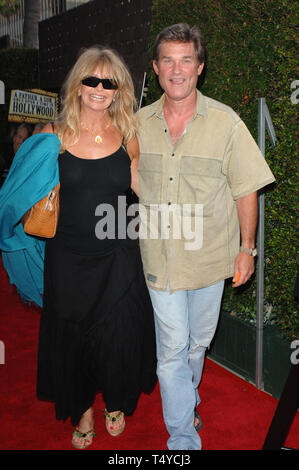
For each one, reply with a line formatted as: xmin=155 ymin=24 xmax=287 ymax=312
xmin=37 ymin=237 xmax=157 ymax=426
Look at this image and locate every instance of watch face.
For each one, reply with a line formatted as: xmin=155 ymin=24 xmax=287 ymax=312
xmin=252 ymin=249 xmax=258 ymax=256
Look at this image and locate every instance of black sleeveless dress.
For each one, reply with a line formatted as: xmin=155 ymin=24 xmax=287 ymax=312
xmin=36 ymin=146 xmax=156 ymax=426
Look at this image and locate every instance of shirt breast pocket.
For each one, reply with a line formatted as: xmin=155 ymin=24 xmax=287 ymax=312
xmin=139 ymin=153 xmax=163 ymax=205
xmin=178 ymin=156 xmax=224 ymax=217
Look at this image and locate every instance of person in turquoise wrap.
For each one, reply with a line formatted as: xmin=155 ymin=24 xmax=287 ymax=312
xmin=0 ymin=132 xmax=60 ymax=305
xmin=0 ymin=46 xmax=156 ymax=449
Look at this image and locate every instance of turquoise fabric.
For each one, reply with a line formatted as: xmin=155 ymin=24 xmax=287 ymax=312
xmin=0 ymin=133 xmax=60 ymax=306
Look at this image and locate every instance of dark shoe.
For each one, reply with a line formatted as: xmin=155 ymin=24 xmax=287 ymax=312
xmin=194 ymin=408 xmax=202 ymax=431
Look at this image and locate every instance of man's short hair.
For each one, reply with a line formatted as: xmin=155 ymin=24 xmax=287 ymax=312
xmin=153 ymin=23 xmax=206 ymax=64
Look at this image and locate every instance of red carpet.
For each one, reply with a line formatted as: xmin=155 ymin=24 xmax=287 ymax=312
xmin=0 ymin=256 xmax=298 ymax=451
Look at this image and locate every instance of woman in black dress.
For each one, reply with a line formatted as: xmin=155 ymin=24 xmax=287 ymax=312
xmin=38 ymin=46 xmax=156 ymax=449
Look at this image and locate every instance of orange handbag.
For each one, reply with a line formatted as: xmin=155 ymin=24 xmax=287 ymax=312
xmin=22 ymin=183 xmax=60 ymax=238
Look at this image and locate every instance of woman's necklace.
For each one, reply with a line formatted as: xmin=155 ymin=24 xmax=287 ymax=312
xmin=81 ymin=119 xmax=111 ymax=144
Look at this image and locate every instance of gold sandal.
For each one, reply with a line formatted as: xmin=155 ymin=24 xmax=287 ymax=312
xmin=72 ymin=428 xmax=96 ymax=449
xmin=103 ymin=409 xmax=125 ymax=436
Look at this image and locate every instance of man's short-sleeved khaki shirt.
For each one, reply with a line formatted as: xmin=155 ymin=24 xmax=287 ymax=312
xmin=136 ymin=90 xmax=275 ymax=292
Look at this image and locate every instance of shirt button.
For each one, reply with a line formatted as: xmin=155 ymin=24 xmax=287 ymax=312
xmin=168 ymin=202 xmax=171 ymax=205
xmin=172 ymin=153 xmax=175 ymax=157
xmin=169 ymin=177 xmax=173 ymax=181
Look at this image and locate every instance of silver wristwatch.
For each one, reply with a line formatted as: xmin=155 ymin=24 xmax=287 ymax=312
xmin=240 ymin=246 xmax=258 ymax=257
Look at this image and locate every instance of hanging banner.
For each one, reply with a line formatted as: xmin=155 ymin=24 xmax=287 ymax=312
xmin=8 ymin=88 xmax=58 ymax=123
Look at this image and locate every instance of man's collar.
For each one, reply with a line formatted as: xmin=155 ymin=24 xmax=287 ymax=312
xmin=145 ymin=89 xmax=207 ymax=119
xmin=195 ymin=89 xmax=207 ymax=118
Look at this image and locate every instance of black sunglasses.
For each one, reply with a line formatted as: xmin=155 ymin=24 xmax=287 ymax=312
xmin=81 ymin=76 xmax=118 ymax=90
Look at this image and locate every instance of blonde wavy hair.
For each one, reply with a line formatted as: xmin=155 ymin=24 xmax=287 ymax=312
xmin=56 ymin=46 xmax=137 ymax=150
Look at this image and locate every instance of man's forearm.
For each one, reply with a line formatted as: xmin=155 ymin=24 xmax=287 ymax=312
xmin=232 ymin=191 xmax=258 ymax=287
xmin=236 ymin=191 xmax=258 ymax=248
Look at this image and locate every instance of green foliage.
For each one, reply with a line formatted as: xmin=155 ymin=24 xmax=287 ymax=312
xmin=0 ymin=0 xmax=20 ymax=17
xmin=0 ymin=48 xmax=38 ymax=154
xmin=149 ymin=0 xmax=298 ymax=339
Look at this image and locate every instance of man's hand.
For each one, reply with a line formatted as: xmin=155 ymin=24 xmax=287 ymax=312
xmin=233 ymin=252 xmax=255 ymax=287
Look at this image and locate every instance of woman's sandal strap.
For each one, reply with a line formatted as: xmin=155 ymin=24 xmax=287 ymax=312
xmin=103 ymin=409 xmax=123 ymax=421
xmin=73 ymin=428 xmax=96 ymax=438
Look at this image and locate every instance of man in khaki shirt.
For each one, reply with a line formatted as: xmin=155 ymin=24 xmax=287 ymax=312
xmin=136 ymin=23 xmax=275 ymax=450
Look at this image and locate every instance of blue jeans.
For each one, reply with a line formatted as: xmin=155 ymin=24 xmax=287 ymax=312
xmin=148 ymin=281 xmax=225 ymax=450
